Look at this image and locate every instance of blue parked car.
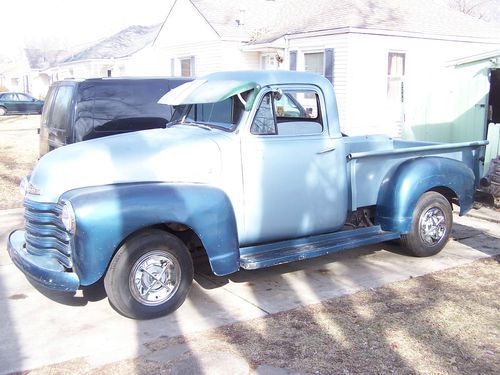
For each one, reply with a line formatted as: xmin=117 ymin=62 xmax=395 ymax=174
xmin=0 ymin=92 xmax=44 ymax=116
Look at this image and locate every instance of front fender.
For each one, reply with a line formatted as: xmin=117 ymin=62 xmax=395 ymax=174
xmin=61 ymin=183 xmax=239 ymax=285
xmin=375 ymin=157 xmax=475 ymax=234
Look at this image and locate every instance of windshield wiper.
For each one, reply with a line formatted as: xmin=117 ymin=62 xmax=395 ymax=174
xmin=189 ymin=122 xmax=212 ymax=131
xmin=168 ymin=119 xmax=212 ymax=131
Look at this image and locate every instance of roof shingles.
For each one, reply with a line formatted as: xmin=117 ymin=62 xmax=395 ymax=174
xmin=64 ymin=24 xmax=160 ymax=63
xmin=190 ymin=0 xmax=500 ymax=43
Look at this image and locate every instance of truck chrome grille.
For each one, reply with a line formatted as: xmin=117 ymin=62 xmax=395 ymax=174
xmin=24 ymin=199 xmax=73 ymax=268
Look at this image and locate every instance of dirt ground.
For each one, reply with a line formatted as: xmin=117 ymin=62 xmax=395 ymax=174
xmin=28 ymin=256 xmax=499 ymax=374
xmin=0 ymin=115 xmax=40 ymax=209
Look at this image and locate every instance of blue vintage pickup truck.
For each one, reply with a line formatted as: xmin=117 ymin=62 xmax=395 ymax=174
xmin=8 ymin=71 xmax=487 ymax=319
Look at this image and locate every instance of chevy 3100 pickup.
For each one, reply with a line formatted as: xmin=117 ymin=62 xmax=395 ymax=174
xmin=8 ymin=71 xmax=487 ymax=319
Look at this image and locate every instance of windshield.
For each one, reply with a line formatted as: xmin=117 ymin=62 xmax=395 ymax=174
xmin=169 ymin=91 xmax=250 ymax=131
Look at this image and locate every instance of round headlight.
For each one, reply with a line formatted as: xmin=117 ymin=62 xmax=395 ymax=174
xmin=19 ymin=177 xmax=29 ymax=197
xmin=60 ymin=200 xmax=76 ymax=234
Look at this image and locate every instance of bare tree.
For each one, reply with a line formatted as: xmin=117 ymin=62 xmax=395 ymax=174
xmin=447 ymin=0 xmax=500 ymax=21
xmin=23 ymin=37 xmax=70 ymax=69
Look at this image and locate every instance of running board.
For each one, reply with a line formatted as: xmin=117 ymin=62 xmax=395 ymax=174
xmin=239 ymin=226 xmax=400 ymax=270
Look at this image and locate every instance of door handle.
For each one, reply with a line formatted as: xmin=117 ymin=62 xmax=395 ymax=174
xmin=317 ymin=147 xmax=336 ymax=155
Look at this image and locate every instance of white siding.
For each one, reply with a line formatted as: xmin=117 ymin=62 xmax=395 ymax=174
xmin=154 ymin=0 xmax=220 ymax=46
xmin=287 ymin=33 xmax=350 ymax=131
xmin=128 ymin=0 xmax=258 ymax=77
xmin=346 ymin=33 xmax=500 ymax=137
xmin=126 ymin=0 xmax=222 ymax=76
xmin=220 ymin=42 xmax=260 ymax=71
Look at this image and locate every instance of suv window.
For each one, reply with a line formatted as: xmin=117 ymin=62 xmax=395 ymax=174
xmin=89 ymin=81 xmax=173 ymax=132
xmin=41 ymin=86 xmax=57 ymax=127
xmin=50 ymin=86 xmax=74 ymax=130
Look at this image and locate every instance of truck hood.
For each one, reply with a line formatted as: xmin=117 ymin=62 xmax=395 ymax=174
xmin=29 ymin=126 xmax=225 ymax=203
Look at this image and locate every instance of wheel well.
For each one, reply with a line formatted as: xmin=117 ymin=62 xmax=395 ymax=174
xmin=116 ymin=223 xmax=208 ymax=261
xmin=426 ymin=186 xmax=458 ymax=207
xmin=100 ymin=223 xmax=208 ymax=286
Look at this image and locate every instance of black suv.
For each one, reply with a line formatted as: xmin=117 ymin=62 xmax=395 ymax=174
xmin=39 ymin=77 xmax=190 ymax=156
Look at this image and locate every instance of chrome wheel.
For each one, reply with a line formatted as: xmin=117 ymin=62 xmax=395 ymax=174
xmin=419 ymin=207 xmax=446 ymax=245
xmin=129 ymin=250 xmax=181 ymax=306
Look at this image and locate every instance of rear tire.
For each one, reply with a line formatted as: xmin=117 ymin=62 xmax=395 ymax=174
xmin=104 ymin=229 xmax=194 ymax=319
xmin=400 ymin=192 xmax=452 ymax=257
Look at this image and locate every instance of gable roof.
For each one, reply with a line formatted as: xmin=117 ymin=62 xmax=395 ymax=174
xmin=188 ymin=0 xmax=500 ymax=43
xmin=64 ymin=24 xmax=161 ymax=63
xmin=449 ymin=48 xmax=500 ymax=66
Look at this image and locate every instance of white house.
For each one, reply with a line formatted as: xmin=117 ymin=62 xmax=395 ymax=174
xmin=130 ymin=0 xmax=500 ymax=137
xmin=1 ymin=25 xmax=161 ymax=98
xmin=0 ymin=49 xmax=57 ymax=98
xmin=46 ymin=25 xmax=161 ymax=81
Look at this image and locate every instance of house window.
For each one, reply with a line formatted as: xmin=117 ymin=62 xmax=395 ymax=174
xmin=387 ymin=52 xmax=405 ymax=100
xmin=180 ymin=57 xmax=194 ymax=77
xmin=304 ymin=52 xmax=324 ymax=75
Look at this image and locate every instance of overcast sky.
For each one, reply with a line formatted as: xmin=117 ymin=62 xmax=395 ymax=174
xmin=2 ymin=0 xmax=174 ymax=57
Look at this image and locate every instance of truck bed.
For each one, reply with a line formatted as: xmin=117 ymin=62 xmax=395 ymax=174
xmin=344 ymin=135 xmax=488 ymax=211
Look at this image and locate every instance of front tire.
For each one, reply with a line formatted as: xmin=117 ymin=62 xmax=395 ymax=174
xmin=400 ymin=191 xmax=452 ymax=257
xmin=104 ymin=229 xmax=194 ymax=319
xmin=0 ymin=107 xmax=6 ymax=116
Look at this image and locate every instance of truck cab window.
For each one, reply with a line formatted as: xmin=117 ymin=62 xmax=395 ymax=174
xmin=251 ymin=90 xmax=323 ymax=136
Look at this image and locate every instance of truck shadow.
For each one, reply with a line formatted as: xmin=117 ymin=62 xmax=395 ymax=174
xmin=188 ymin=226 xmax=498 ymax=374
xmin=27 ymin=277 xmax=107 ymax=306
xmin=451 ymin=222 xmax=500 ymax=257
xmin=0 ymin=270 xmax=23 ymax=373
xmin=194 ymin=242 xmax=391 ymax=289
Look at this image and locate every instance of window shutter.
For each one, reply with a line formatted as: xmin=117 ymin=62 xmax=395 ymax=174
xmin=190 ymin=56 xmax=196 ymax=77
xmin=289 ymin=50 xmax=297 ymax=71
xmin=324 ymin=48 xmax=334 ymax=84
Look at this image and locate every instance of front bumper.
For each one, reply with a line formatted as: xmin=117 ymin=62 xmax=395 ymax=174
xmin=7 ymin=230 xmax=80 ymax=292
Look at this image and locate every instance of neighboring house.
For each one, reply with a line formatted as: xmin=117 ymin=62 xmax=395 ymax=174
xmin=0 ymin=56 xmax=31 ymax=93
xmin=139 ymin=0 xmax=500 ymax=137
xmin=46 ymin=24 xmax=161 ymax=81
xmin=0 ymin=48 xmax=62 ymax=98
xmin=0 ymin=25 xmax=160 ymax=98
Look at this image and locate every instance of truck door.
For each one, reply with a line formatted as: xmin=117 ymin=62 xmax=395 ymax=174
xmin=240 ymin=87 xmax=348 ymax=245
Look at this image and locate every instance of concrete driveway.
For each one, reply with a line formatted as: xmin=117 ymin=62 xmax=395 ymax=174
xmin=0 ymin=207 xmax=499 ymax=374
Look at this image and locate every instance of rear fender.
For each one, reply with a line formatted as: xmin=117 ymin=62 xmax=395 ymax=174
xmin=375 ymin=157 xmax=475 ymax=234
xmin=61 ymin=183 xmax=239 ymax=285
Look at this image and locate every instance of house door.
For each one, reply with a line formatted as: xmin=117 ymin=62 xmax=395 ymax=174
xmin=488 ymin=69 xmax=500 ymax=124
xmin=485 ymin=68 xmax=500 ymax=172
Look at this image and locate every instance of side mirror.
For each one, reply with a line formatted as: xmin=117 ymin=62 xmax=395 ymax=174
xmin=272 ymin=88 xmax=283 ymax=101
